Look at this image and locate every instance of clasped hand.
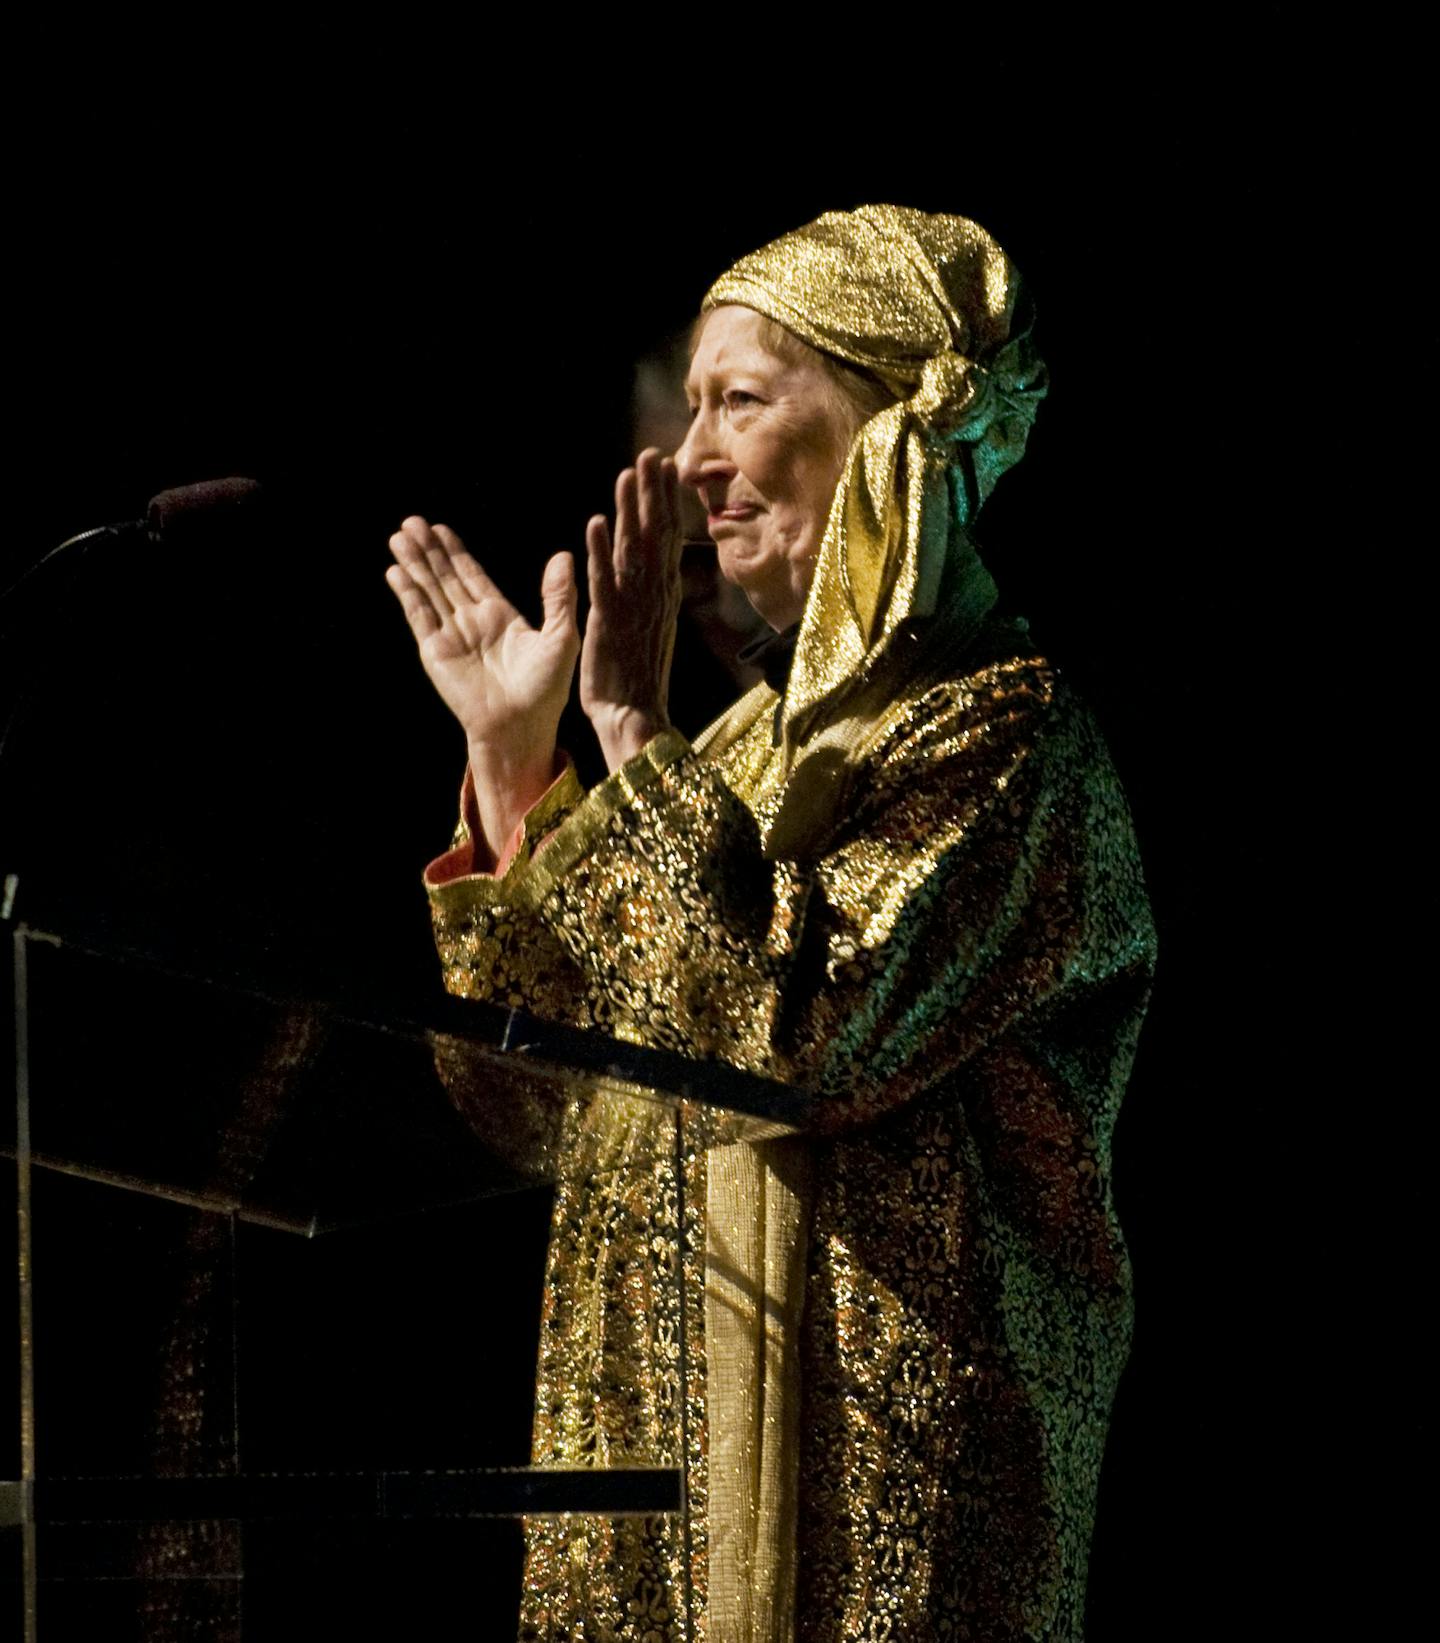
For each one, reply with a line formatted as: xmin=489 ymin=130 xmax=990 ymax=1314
xmin=386 ymin=449 xmax=683 ymax=865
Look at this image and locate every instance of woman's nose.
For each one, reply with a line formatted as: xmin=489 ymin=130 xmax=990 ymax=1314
xmin=674 ymin=409 xmax=731 ymax=489
xmin=674 ymin=419 xmax=704 ymax=487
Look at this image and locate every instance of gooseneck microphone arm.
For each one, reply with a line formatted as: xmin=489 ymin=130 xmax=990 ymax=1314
xmin=0 ymin=477 xmax=263 ymax=614
xmin=0 ymin=523 xmax=131 ymax=610
xmin=0 ymin=479 xmax=262 ymax=925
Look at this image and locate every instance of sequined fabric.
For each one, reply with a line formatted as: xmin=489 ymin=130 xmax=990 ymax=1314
xmin=427 ymin=619 xmax=1154 ymax=1640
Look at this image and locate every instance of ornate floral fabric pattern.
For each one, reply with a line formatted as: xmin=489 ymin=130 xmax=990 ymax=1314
xmin=426 ymin=617 xmax=1154 ymax=1641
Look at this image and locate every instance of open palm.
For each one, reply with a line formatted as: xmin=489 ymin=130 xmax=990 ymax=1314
xmin=386 ymin=516 xmax=579 ymax=756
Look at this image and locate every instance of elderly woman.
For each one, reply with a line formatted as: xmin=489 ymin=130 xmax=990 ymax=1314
xmin=386 ymin=206 xmax=1154 ymax=1643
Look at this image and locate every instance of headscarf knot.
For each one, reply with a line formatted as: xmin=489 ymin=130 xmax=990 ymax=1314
xmin=909 ymin=349 xmax=987 ymax=431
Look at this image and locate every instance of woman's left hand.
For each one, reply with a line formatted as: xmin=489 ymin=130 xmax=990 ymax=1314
xmin=581 ymin=447 xmax=684 ymax=771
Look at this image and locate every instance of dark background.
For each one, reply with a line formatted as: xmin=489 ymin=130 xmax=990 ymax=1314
xmin=2 ymin=22 xmax=1411 ymax=1638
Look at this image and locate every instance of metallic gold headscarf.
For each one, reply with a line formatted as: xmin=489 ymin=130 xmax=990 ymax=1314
xmin=703 ymin=204 xmax=1047 ymax=765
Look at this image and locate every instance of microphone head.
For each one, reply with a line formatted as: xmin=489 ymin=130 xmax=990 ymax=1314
xmin=146 ymin=477 xmax=262 ymax=539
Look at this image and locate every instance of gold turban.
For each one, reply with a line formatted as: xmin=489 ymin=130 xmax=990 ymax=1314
xmin=703 ymin=204 xmax=1048 ymax=785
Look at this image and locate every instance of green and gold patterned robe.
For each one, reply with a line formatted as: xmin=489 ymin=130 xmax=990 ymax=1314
xmin=426 ymin=617 xmax=1154 ymax=1641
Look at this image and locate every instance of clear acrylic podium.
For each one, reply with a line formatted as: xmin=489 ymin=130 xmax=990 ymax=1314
xmin=3 ymin=922 xmax=805 ymax=1639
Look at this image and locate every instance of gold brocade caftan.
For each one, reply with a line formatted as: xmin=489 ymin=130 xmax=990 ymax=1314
xmin=426 ymin=619 xmax=1155 ymax=1642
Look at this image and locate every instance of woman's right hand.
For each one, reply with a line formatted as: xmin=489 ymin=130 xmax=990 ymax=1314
xmin=386 ymin=516 xmax=579 ymax=860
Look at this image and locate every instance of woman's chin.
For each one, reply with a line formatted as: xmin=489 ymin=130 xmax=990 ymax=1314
xmin=739 ymin=582 xmax=806 ymax=632
xmin=714 ymin=548 xmax=808 ymax=631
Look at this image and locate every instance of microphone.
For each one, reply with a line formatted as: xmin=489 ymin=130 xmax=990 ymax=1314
xmin=2 ymin=478 xmax=263 ymax=609
xmin=145 ymin=476 xmax=262 ymax=541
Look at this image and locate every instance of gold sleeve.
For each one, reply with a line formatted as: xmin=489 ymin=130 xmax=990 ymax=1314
xmin=441 ymin=661 xmax=1152 ymax=1136
xmin=423 ymin=761 xmax=598 ymax=1184
xmin=425 ymin=759 xmax=591 ymax=1021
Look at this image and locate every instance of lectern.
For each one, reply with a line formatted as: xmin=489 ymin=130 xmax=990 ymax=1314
xmin=4 ymin=923 xmax=803 ymax=1639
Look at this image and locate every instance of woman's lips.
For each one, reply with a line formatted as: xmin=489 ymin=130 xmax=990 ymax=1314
xmin=708 ymin=504 xmax=759 ymax=528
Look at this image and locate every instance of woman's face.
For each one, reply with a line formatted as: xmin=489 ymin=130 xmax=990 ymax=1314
xmin=675 ymin=306 xmax=852 ymax=632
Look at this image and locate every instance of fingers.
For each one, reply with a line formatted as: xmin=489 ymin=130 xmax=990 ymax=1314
xmin=389 ymin=515 xmax=525 ymax=630
xmin=613 ymin=467 xmax=639 ymax=581
xmin=612 ymin=449 xmax=681 ymax=582
xmin=636 ymin=447 xmax=661 ymax=541
xmin=384 ymin=562 xmax=442 ymax=640
xmin=585 ymin=514 xmax=614 ymax=612
xmin=418 ymin=522 xmax=474 ymax=614
xmin=660 ymin=456 xmax=681 ymax=571
xmin=634 ymin=447 xmax=680 ymax=542
xmin=433 ymin=523 xmax=507 ymax=609
xmin=539 ymin=551 xmax=579 ymax=639
xmin=642 ymin=452 xmax=683 ymax=588
xmin=389 ymin=516 xmax=454 ymax=620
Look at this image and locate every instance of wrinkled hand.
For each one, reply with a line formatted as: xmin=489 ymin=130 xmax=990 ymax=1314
xmin=386 ymin=516 xmax=578 ymax=860
xmin=582 ymin=449 xmax=683 ymax=771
